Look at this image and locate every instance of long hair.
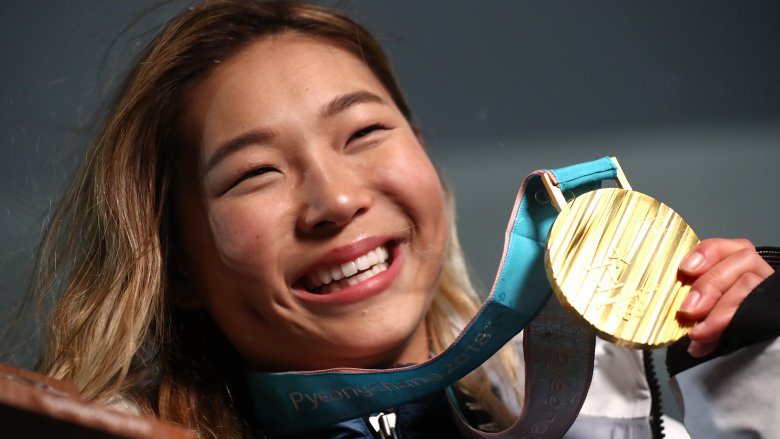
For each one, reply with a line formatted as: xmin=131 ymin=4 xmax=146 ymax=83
xmin=32 ymin=1 xmax=521 ymax=437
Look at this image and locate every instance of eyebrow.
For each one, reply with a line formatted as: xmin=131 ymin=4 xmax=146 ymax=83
xmin=320 ymin=90 xmax=387 ymax=119
xmin=205 ymin=90 xmax=387 ymax=173
xmin=205 ymin=129 xmax=275 ymax=173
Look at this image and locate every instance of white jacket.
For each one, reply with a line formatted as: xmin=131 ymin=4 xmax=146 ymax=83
xmin=567 ymin=333 xmax=780 ymax=438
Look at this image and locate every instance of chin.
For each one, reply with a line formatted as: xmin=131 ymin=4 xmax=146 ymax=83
xmin=329 ymin=315 xmax=428 ymax=369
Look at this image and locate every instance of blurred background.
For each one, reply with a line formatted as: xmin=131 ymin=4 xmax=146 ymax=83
xmin=2 ymin=0 xmax=779 ymax=422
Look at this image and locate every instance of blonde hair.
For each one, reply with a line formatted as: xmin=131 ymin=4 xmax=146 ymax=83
xmin=427 ymin=187 xmax=523 ymax=428
xmin=32 ymin=1 xmax=522 ymax=437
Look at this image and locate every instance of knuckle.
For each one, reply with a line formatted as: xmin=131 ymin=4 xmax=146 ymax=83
xmin=734 ymin=247 xmax=759 ymax=263
xmin=733 ymin=237 xmax=755 ymax=250
xmin=693 ymin=272 xmax=724 ymax=296
xmin=735 ymin=247 xmax=772 ymax=273
xmin=714 ymin=308 xmax=737 ymax=330
xmin=694 ymin=323 xmax=721 ymax=343
xmin=700 ymin=237 xmax=754 ymax=255
xmin=737 ymin=272 xmax=763 ymax=290
xmin=699 ymin=311 xmax=737 ymax=342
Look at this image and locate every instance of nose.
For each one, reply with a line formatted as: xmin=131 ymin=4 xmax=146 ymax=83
xmin=297 ymin=158 xmax=372 ymax=234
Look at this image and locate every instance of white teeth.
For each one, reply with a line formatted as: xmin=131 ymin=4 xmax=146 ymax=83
xmin=356 ymin=254 xmax=371 ymax=271
xmin=341 ymin=261 xmax=358 ymax=278
xmin=366 ymin=249 xmax=379 ymax=267
xmin=317 ymin=269 xmax=331 ymax=286
xmin=305 ymin=245 xmax=391 ymax=293
xmin=355 ymin=271 xmax=369 ymax=283
xmin=331 ymin=266 xmax=344 ymax=282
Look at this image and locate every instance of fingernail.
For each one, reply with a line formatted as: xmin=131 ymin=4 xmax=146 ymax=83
xmin=680 ymin=251 xmax=704 ymax=272
xmin=687 ymin=341 xmax=705 ymax=357
xmin=679 ymin=290 xmax=701 ymax=313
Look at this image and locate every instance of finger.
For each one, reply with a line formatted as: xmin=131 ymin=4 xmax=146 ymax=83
xmin=678 ymin=247 xmax=773 ymax=319
xmin=687 ymin=340 xmax=717 ymax=358
xmin=679 ymin=238 xmax=757 ymax=276
xmin=688 ymin=271 xmax=765 ymax=343
xmin=686 ymin=272 xmax=765 ymax=358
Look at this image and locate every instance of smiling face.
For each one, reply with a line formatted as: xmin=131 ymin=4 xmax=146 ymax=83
xmin=172 ymin=34 xmax=448 ymax=372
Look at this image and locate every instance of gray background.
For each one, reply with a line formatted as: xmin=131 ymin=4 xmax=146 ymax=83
xmin=2 ymin=0 xmax=779 ymax=422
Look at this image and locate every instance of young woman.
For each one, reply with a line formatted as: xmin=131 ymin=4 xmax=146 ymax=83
xmin=28 ymin=1 xmax=779 ymax=438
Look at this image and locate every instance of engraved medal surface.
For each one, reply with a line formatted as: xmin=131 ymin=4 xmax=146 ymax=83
xmin=545 ymin=188 xmax=699 ymax=348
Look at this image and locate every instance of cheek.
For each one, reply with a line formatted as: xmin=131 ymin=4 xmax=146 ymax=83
xmin=381 ymin=146 xmax=447 ymax=245
xmin=207 ymin=202 xmax=286 ymax=273
xmin=396 ymin=148 xmax=445 ymax=216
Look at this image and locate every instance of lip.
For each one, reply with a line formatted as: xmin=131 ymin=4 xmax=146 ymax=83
xmin=293 ymin=237 xmax=402 ymax=306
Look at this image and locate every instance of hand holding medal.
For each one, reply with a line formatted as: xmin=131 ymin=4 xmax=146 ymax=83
xmin=543 ymin=157 xmax=699 ymax=348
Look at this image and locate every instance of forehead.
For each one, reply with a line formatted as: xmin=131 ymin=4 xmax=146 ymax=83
xmin=182 ymin=34 xmax=392 ymax=141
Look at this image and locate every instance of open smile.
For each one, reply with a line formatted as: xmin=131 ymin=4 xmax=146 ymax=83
xmin=304 ymin=245 xmax=391 ymax=294
xmin=293 ymin=238 xmax=402 ymax=305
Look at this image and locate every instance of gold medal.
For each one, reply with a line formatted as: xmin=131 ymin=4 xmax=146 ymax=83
xmin=543 ymin=159 xmax=699 ymax=348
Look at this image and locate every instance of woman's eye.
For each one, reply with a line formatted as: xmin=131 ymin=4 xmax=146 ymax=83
xmin=229 ymin=166 xmax=277 ymax=190
xmin=347 ymin=124 xmax=387 ymax=143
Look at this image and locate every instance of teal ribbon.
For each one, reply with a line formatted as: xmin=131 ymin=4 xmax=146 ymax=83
xmin=246 ymin=156 xmax=618 ymax=434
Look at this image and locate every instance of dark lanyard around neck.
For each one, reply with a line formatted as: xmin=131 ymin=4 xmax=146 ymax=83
xmin=247 ymin=157 xmax=618 ymax=435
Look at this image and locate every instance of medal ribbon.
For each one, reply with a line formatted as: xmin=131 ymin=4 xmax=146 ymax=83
xmin=247 ymin=157 xmax=618 ymax=434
